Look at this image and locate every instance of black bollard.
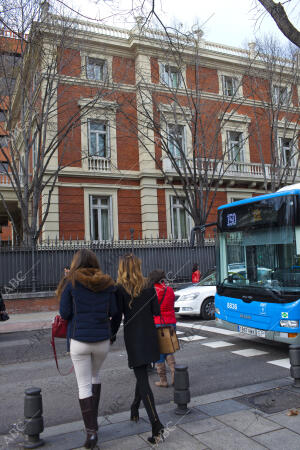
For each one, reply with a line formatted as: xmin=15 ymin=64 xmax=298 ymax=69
xmin=23 ymin=387 xmax=44 ymax=448
xmin=174 ymin=365 xmax=191 ymax=415
xmin=289 ymin=345 xmax=300 ymax=388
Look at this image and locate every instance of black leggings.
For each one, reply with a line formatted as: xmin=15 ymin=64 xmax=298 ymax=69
xmin=132 ymin=365 xmax=159 ymax=424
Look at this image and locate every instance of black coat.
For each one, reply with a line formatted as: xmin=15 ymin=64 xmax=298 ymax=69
xmin=111 ymin=285 xmax=160 ymax=368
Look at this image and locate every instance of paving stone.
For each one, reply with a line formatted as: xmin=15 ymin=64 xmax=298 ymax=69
xmin=237 ymin=378 xmax=291 ymax=395
xmin=264 ymin=409 xmax=300 ymax=433
xmin=106 ymin=410 xmax=132 ymax=424
xmin=100 ymin=419 xmax=150 ymax=443
xmin=190 ymin=388 xmax=244 ymax=406
xmin=253 ymin=428 xmax=300 ymax=450
xmin=101 ymin=435 xmax=149 ymax=449
xmin=152 ymin=407 xmax=208 ymax=427
xmin=194 ymin=426 xmax=267 ymax=450
xmin=197 ymin=399 xmax=250 ymax=416
xmin=139 ymin=426 xmax=207 ymax=449
xmin=216 ymin=409 xmax=283 ymax=436
xmin=43 ymin=417 xmax=109 ymax=438
xmin=178 ymin=417 xmax=225 ymax=435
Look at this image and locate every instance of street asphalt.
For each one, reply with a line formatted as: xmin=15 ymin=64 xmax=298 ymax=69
xmin=2 ymin=311 xmax=300 ymax=449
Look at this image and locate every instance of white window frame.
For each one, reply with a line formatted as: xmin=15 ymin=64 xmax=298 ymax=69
xmin=167 ymin=123 xmax=186 ymax=159
xmin=218 ymin=71 xmax=243 ymax=97
xmin=272 ymin=84 xmax=290 ymax=106
xmin=160 ymin=63 xmax=184 ymax=88
xmin=227 ymin=192 xmax=252 ymax=205
xmin=81 ymin=52 xmax=112 ymax=83
xmin=221 ymin=114 xmax=251 ymax=164
xmin=226 ymin=130 xmax=245 ymax=162
xmin=170 ymin=195 xmax=192 ymax=240
xmin=222 ymin=75 xmax=238 ymax=97
xmin=79 ymin=99 xmax=118 ymax=172
xmin=89 ymin=195 xmax=113 ymax=241
xmin=84 ymin=187 xmax=118 ymax=240
xmin=86 ymin=57 xmax=107 ymax=81
xmin=280 ymin=137 xmax=297 ymax=168
xmin=88 ymin=120 xmax=110 ymax=158
xmin=32 ymin=135 xmax=38 ymax=167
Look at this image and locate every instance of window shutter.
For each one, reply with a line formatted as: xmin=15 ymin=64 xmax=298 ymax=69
xmin=160 ymin=63 xmax=166 ymax=84
xmin=239 ymin=133 xmax=245 ymax=162
xmin=233 ymin=77 xmax=238 ymax=95
xmin=86 ymin=56 xmax=91 ymax=79
xmin=103 ymin=61 xmax=108 ymax=81
xmin=222 ymin=75 xmax=226 ymax=95
xmin=106 ymin=122 xmax=110 ymax=158
xmin=226 ymin=131 xmax=231 ymax=159
xmin=182 ymin=125 xmax=187 ymax=154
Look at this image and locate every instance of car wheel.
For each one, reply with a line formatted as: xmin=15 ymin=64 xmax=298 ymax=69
xmin=201 ymin=297 xmax=215 ymax=320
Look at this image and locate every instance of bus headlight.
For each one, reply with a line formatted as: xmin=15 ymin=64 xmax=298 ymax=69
xmin=215 ymin=307 xmax=220 ymax=315
xmin=280 ymin=320 xmax=299 ymax=328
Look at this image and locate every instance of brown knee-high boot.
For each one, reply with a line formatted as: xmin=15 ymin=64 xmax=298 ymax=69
xmin=166 ymin=354 xmax=176 ymax=386
xmin=79 ymin=396 xmax=98 ymax=449
xmin=92 ymin=384 xmax=101 ymax=430
xmin=155 ymin=362 xmax=168 ymax=387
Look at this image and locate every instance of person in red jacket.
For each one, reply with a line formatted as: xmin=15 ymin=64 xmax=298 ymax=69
xmin=192 ymin=263 xmax=201 ymax=283
xmin=148 ymin=269 xmax=176 ymax=388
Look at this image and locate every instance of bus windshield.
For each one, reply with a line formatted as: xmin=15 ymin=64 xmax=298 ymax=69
xmin=217 ymin=195 xmax=300 ymax=302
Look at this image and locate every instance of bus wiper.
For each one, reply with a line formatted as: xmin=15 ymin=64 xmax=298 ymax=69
xmin=265 ymin=287 xmax=283 ymax=301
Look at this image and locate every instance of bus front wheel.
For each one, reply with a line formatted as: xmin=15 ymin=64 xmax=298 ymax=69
xmin=201 ymin=297 xmax=215 ymax=320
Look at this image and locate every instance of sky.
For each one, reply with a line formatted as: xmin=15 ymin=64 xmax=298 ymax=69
xmin=69 ymin=0 xmax=300 ymax=49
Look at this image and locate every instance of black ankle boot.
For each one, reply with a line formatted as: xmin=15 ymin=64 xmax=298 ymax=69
xmin=130 ymin=404 xmax=139 ymax=422
xmin=79 ymin=396 xmax=98 ymax=449
xmin=147 ymin=420 xmax=164 ymax=444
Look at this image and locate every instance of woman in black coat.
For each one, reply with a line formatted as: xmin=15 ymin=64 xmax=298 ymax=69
xmin=111 ymin=254 xmax=164 ymax=445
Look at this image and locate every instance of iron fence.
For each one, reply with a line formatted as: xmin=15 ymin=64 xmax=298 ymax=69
xmin=0 ymin=238 xmax=215 ymax=294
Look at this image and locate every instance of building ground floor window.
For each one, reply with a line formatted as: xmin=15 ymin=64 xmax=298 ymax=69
xmin=90 ymin=195 xmax=112 ymax=240
xmin=170 ymin=196 xmax=191 ymax=239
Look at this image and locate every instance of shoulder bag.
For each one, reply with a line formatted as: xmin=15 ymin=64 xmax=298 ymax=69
xmin=156 ymin=287 xmax=180 ymax=354
xmin=51 ymin=298 xmax=75 ymax=376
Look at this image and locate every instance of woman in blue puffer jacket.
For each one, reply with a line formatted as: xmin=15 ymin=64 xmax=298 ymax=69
xmin=57 ymin=249 xmax=117 ymax=450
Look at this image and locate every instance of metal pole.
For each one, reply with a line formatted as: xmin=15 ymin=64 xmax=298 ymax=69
xmin=130 ymin=228 xmax=134 ymax=254
xmin=23 ymin=387 xmax=44 ymax=448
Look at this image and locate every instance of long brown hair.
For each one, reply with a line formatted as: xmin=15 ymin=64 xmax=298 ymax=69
xmin=56 ymin=249 xmax=100 ymax=298
xmin=117 ymin=254 xmax=146 ymax=302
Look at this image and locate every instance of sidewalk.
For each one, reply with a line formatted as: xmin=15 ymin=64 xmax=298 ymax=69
xmin=0 ymin=311 xmax=56 ymax=333
xmin=2 ymin=376 xmax=300 ymax=450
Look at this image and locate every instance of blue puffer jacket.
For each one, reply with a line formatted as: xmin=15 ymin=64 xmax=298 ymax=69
xmin=59 ymin=268 xmax=117 ymax=350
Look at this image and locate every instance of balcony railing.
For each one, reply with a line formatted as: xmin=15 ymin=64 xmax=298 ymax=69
xmin=88 ymin=156 xmax=111 ymax=172
xmin=0 ymin=173 xmax=12 ymax=186
xmin=162 ymin=158 xmax=300 ymax=181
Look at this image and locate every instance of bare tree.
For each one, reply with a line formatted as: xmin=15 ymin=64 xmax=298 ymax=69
xmin=257 ymin=0 xmax=300 ymax=48
xmin=245 ymin=36 xmax=300 ymax=191
xmin=0 ymin=0 xmax=121 ymax=244
xmin=120 ymin=26 xmax=255 ymax=240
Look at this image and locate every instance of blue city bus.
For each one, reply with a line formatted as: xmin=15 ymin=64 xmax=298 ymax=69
xmin=214 ymin=183 xmax=300 ymax=344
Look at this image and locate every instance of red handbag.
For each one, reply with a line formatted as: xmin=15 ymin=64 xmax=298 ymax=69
xmin=51 ymin=315 xmax=73 ymax=376
xmin=52 ymin=315 xmax=68 ymax=339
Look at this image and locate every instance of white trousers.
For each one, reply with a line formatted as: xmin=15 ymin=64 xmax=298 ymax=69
xmin=70 ymin=338 xmax=110 ymax=399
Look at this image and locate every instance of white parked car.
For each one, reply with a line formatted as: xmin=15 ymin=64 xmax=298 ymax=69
xmin=174 ymin=272 xmax=216 ymax=320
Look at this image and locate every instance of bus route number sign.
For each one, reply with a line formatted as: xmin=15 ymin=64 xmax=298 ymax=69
xmin=226 ymin=212 xmax=237 ymax=228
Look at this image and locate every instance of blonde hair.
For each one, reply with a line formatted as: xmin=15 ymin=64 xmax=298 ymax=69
xmin=117 ymin=254 xmax=146 ymax=304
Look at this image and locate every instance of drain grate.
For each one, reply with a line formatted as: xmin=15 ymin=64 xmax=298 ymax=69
xmin=237 ymin=387 xmax=300 ymax=413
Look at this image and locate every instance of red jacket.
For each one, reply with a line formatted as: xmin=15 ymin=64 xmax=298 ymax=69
xmin=154 ymin=282 xmax=176 ymax=325
xmin=192 ymin=270 xmax=201 ymax=283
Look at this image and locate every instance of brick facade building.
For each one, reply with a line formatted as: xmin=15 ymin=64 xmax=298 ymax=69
xmin=2 ymin=16 xmax=300 ymax=243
